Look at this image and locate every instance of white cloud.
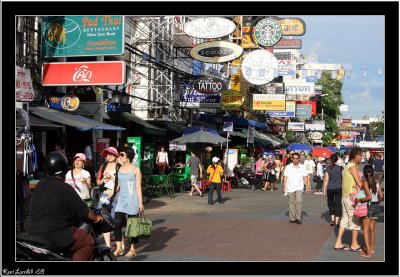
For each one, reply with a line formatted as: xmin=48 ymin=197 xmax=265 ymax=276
xmin=347 ymin=88 xmax=372 ymax=101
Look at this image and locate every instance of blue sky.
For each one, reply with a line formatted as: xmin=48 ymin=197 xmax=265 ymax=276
xmin=295 ymin=15 xmax=385 ymax=120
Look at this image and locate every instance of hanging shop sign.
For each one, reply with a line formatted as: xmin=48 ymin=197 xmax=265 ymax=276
xmin=272 ymin=39 xmax=302 ymax=49
xmin=310 ymin=132 xmax=323 ymax=140
xmin=284 ymin=79 xmax=315 ymax=95
xmin=184 ymin=17 xmax=236 ymax=39
xmin=179 ymin=81 xmax=220 ymax=108
xmin=280 ymin=18 xmax=306 ymax=36
xmin=252 ymin=18 xmax=282 ymax=47
xmin=192 ymin=77 xmax=227 ymax=94
xmin=306 ymin=76 xmax=317 ymax=83
xmin=241 ymin=26 xmax=258 ymax=49
xmin=273 ymin=51 xmax=291 ymax=60
xmin=241 ymin=49 xmax=278 ymax=85
xmin=267 ymin=100 xmax=296 ymax=117
xmin=42 ymin=61 xmax=125 ymax=86
xmin=296 ymin=101 xmax=316 ymax=115
xmin=252 ymin=94 xmax=286 ymax=111
xmin=223 ymin=122 xmax=234 ymax=132
xmin=169 ymin=143 xmax=187 ymax=152
xmin=47 ymin=95 xmax=80 ymax=111
xmin=16 ymin=66 xmax=35 ymax=101
xmin=306 ymin=122 xmax=326 ymax=131
xmin=303 ymin=64 xmax=341 ymax=70
xmin=221 ymin=90 xmax=244 ymax=111
xmin=190 ymin=41 xmax=243 ymax=63
xmin=278 ymin=60 xmax=296 ymax=76
xmin=42 ymin=16 xmax=124 ymax=57
xmin=265 ymin=83 xmax=284 ymax=94
xmin=295 ymin=104 xmax=312 ymax=119
xmin=95 ymin=138 xmax=110 ymax=171
xmin=287 ymin=122 xmax=305 ymax=132
xmin=230 ymin=59 xmax=242 ymax=91
xmin=127 ymin=137 xmax=141 ymax=167
xmin=336 ymin=67 xmax=345 ymax=80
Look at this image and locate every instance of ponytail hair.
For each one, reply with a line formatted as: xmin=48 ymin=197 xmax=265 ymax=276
xmin=330 ymin=154 xmax=338 ymax=169
xmin=363 ymin=164 xmax=377 ymax=194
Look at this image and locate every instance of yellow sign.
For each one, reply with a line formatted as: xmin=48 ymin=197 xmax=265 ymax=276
xmin=241 ymin=26 xmax=258 ymax=49
xmin=336 ymin=67 xmax=345 ymax=80
xmin=280 ymin=18 xmax=306 ymax=36
xmin=252 ymin=94 xmax=286 ymax=111
xmin=221 ymin=90 xmax=244 ymax=110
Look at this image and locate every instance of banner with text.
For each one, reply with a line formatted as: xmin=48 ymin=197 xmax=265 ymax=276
xmin=16 ymin=66 xmax=35 ymax=101
xmin=252 ymin=94 xmax=286 ymax=111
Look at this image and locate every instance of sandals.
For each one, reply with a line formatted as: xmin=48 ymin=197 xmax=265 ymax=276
xmin=125 ymin=248 xmax=137 ymax=257
xmin=113 ymin=249 xmax=124 ymax=257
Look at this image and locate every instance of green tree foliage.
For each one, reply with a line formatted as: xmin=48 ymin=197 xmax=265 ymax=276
xmin=370 ymin=111 xmax=384 ymax=139
xmin=285 ymin=129 xmax=295 ymax=142
xmin=316 ymin=71 xmax=344 ymax=144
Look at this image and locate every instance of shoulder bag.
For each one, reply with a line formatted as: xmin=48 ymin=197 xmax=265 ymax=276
xmin=125 ymin=212 xmax=152 ymax=239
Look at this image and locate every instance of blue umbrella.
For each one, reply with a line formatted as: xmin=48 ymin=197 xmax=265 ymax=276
xmin=183 ymin=126 xmax=219 ymax=136
xmin=326 ymin=146 xmax=339 ymax=153
xmin=287 ymin=143 xmax=312 ymax=152
xmin=376 ymin=135 xmax=384 ymax=141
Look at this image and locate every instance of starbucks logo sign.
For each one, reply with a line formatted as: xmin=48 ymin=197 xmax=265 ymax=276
xmin=253 ymin=18 xmax=282 ymax=46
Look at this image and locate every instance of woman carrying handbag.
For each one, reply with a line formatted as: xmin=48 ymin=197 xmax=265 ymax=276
xmin=110 ymin=146 xmax=144 ymax=258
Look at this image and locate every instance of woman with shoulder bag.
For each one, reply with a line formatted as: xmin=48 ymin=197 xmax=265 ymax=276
xmin=207 ymin=157 xmax=224 ymax=205
xmin=112 ymin=146 xmax=144 ymax=257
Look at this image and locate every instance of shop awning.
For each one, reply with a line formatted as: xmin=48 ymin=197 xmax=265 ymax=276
xmin=253 ymin=130 xmax=285 ymax=147
xmin=230 ymin=130 xmax=273 ymax=146
xmin=122 ymin=113 xmax=166 ymax=136
xmin=30 ymin=107 xmax=125 ymax=131
xmin=17 ymin=109 xmax=62 ymax=129
xmin=222 ymin=116 xmax=269 ymax=130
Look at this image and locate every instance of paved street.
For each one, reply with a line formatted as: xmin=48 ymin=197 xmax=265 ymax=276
xmin=104 ymin=178 xmax=384 ymax=262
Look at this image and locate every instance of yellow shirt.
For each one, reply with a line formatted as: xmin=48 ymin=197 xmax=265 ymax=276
xmin=207 ymin=164 xmax=224 ymax=183
xmin=342 ymin=162 xmax=356 ymax=196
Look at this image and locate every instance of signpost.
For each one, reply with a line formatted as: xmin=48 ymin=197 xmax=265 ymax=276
xmin=223 ymin=122 xmax=233 ymax=181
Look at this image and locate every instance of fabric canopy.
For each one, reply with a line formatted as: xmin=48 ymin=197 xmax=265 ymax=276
xmin=17 ymin=109 xmax=62 ymax=129
xmin=122 ymin=114 xmax=166 ymax=136
xmin=30 ymin=107 xmax=125 ymax=131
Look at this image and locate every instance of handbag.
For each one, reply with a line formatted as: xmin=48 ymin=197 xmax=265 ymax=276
xmin=354 ymin=202 xmax=368 ymax=217
xmin=313 ymin=175 xmax=319 ymax=182
xmin=125 ymin=213 xmax=152 ymax=239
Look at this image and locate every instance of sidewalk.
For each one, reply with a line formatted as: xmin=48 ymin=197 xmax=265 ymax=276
xmin=108 ymin=184 xmax=384 ymax=261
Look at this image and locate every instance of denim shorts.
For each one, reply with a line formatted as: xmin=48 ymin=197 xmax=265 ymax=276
xmin=365 ymin=202 xmax=380 ymax=219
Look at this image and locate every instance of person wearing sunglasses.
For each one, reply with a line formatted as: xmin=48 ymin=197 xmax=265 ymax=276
xmin=283 ymin=152 xmax=308 ymax=224
xmin=112 ymin=147 xmax=144 ymax=258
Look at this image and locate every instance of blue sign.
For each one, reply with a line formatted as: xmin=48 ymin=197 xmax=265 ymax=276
xmin=223 ymin=122 xmax=233 ymax=132
xmin=106 ymin=103 xmax=131 ymax=113
xmin=306 ymin=76 xmax=317 ymax=82
xmin=268 ymin=111 xmax=295 ymax=117
xmin=179 ymin=80 xmax=221 ymax=108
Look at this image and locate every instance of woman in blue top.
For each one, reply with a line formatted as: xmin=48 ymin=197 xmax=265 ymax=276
xmin=105 ymin=146 xmax=144 ymax=258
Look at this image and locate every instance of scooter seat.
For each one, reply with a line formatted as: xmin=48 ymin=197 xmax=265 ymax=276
xmin=17 ymin=233 xmax=58 ymax=251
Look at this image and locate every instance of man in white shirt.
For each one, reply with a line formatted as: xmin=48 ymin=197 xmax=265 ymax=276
xmin=283 ymin=152 xmax=308 ymax=224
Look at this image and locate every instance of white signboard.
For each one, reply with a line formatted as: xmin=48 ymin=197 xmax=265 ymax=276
xmin=305 ymin=123 xmax=325 ymax=131
xmin=223 ymin=148 xmax=238 ymax=177
xmin=284 ymin=79 xmax=315 ymax=95
xmin=184 ymin=17 xmax=236 ymax=39
xmin=303 ymin=64 xmax=341 ymax=70
xmin=16 ymin=66 xmax=35 ymax=101
xmin=190 ymin=41 xmax=243 ymax=63
xmin=241 ymin=49 xmax=278 ymax=85
xmin=310 ymin=132 xmax=323 ymax=140
xmin=357 ymin=141 xmax=384 ymax=149
xmin=278 ymin=60 xmax=296 ymax=76
xmin=287 ymin=122 xmax=305 ymax=131
xmin=339 ymin=104 xmax=349 ymax=112
xmin=169 ymin=143 xmax=187 ymax=152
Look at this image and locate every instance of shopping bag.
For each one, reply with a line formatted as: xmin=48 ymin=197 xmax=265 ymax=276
xmin=125 ymin=213 xmax=152 ymax=239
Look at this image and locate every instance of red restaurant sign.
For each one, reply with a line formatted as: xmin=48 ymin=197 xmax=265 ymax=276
xmin=42 ymin=61 xmax=125 ymax=86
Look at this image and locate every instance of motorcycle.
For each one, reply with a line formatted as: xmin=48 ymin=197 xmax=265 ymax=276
xmin=16 ymin=206 xmax=117 ymax=261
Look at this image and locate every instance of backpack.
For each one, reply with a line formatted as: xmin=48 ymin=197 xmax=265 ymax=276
xmin=98 ymin=162 xmax=121 ymax=198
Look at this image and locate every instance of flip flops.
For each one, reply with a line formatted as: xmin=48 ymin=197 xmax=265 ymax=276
xmin=361 ymin=249 xmax=372 ymax=257
xmin=350 ymin=246 xmax=363 ymax=252
xmin=334 ymin=246 xmax=351 ymax=251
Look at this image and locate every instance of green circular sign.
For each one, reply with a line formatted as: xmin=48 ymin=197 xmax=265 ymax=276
xmin=253 ymin=18 xmax=282 ymax=46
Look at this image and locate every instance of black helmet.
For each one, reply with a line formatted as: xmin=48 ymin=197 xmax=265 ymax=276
xmin=45 ymin=151 xmax=68 ymax=176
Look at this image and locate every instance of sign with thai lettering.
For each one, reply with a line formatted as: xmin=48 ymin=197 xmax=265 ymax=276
xmin=221 ymin=90 xmax=244 ymax=110
xmin=184 ymin=17 xmax=236 ymax=39
xmin=190 ymin=41 xmax=243 ymax=63
xmin=267 ymin=101 xmax=295 ymax=117
xmin=241 ymin=49 xmax=278 ymax=85
xmin=42 ymin=16 xmax=124 ymax=57
xmin=193 ymin=77 xmax=227 ymax=94
xmin=273 ymin=51 xmax=291 ymax=60
xmin=284 ymin=79 xmax=315 ymax=95
xmin=287 ymin=122 xmax=305 ymax=131
xmin=280 ymin=18 xmax=306 ymax=36
xmin=272 ymin=39 xmax=302 ymax=49
xmin=16 ymin=66 xmax=35 ymax=101
xmin=42 ymin=61 xmax=125 ymax=86
xmin=252 ymin=18 xmax=282 ymax=46
xmin=278 ymin=60 xmax=296 ymax=76
xmin=252 ymin=94 xmax=286 ymax=111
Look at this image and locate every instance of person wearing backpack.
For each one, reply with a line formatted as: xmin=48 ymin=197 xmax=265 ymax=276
xmin=96 ymin=146 xmax=122 ymax=249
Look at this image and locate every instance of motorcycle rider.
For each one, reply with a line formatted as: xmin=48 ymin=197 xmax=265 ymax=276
xmin=26 ymin=151 xmax=103 ymax=261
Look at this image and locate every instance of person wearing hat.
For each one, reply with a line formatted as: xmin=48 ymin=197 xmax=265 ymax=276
xmin=206 ymin=157 xmax=224 ymax=205
xmin=65 ymin=153 xmax=91 ymax=200
xmin=95 ymin=146 xmax=122 ymax=249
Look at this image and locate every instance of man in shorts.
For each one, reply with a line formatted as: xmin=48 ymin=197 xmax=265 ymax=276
xmin=187 ymin=150 xmax=203 ymax=197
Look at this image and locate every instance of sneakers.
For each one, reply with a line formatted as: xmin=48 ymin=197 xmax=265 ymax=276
xmin=261 ymin=188 xmax=266 ymax=191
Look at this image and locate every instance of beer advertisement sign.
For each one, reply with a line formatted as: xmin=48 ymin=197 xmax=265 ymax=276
xmin=42 ymin=16 xmax=124 ymax=57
